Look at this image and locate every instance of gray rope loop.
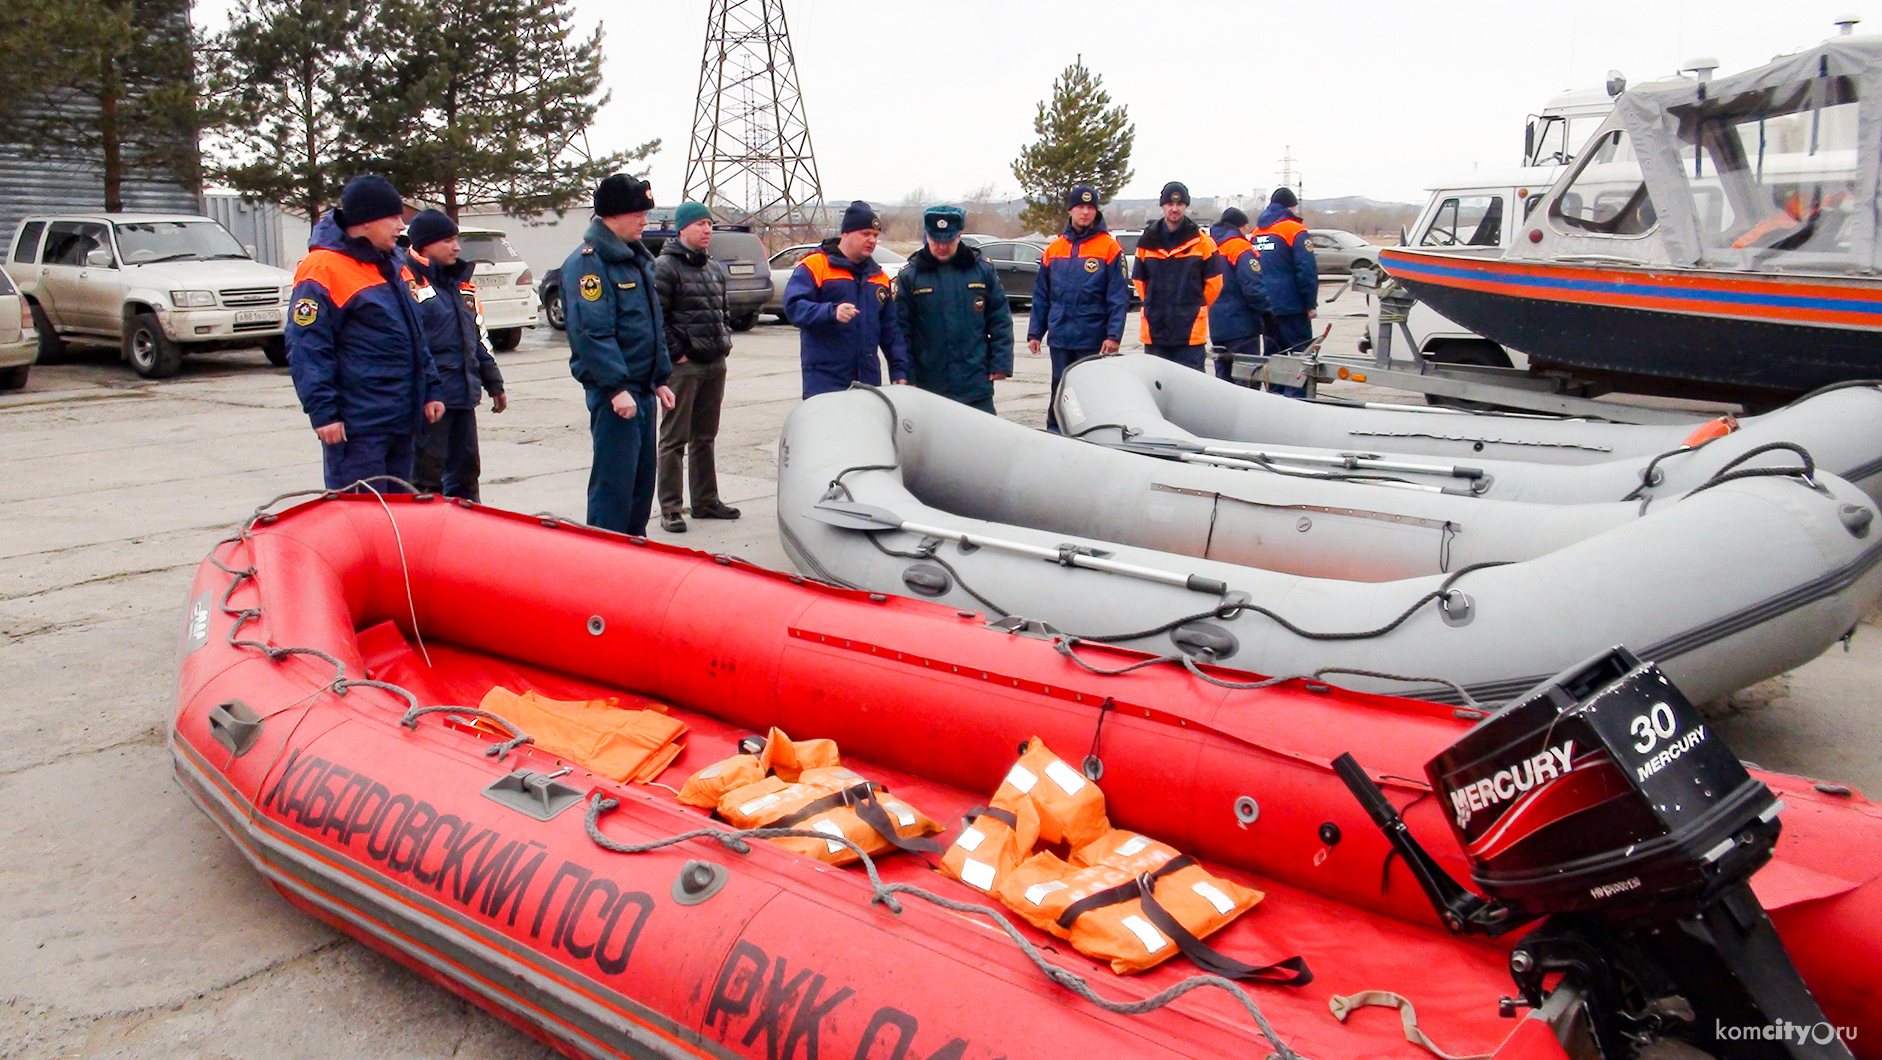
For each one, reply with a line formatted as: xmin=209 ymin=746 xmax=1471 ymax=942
xmin=484 ymin=735 xmax=534 ymax=761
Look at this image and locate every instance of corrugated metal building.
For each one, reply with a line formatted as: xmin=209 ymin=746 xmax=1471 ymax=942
xmin=0 ymin=150 xmax=200 ymax=256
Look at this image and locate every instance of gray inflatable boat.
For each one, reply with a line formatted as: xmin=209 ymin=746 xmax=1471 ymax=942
xmin=778 ymin=385 xmax=1882 ymax=705
xmin=1055 ymin=354 xmax=1882 ymax=504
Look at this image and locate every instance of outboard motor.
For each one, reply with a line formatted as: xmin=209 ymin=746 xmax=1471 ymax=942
xmin=1337 ymin=647 xmax=1851 ymax=1060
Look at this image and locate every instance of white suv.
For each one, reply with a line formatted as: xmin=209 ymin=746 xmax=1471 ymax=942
xmin=9 ymin=213 xmax=294 ymax=378
xmin=455 ymin=226 xmax=538 ymax=351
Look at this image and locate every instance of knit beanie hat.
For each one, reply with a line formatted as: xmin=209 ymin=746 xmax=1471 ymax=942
xmin=404 ymin=209 xmax=458 ymax=253
xmin=674 ymin=202 xmax=713 ymax=230
xmin=1270 ymin=186 xmax=1300 ymax=208
xmin=1065 ymin=185 xmax=1099 ymax=209
xmin=1219 ymin=206 xmax=1249 ymax=229
xmin=595 ymin=174 xmax=655 ymax=217
xmin=338 ymin=175 xmax=404 ymax=227
xmin=1159 ymin=181 xmax=1190 ymax=206
xmin=841 ymin=200 xmax=881 ymax=234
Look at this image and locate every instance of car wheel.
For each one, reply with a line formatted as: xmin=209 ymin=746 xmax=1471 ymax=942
xmin=730 ymin=312 xmax=758 ymax=333
xmin=489 ymin=327 xmax=522 ymax=351
xmin=29 ymin=302 xmax=65 ymax=363
xmin=544 ymin=289 xmax=566 ymax=330
xmin=261 ymin=335 xmax=289 ymax=366
xmin=0 ymin=363 xmax=28 ymax=390
xmin=125 ymin=312 xmax=183 ymax=378
xmin=1350 ymin=259 xmax=1374 ymax=273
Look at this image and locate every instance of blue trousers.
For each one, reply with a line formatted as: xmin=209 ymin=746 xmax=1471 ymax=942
xmin=1146 ymin=344 xmax=1207 ymax=371
xmin=801 ymin=355 xmax=884 ymax=400
xmin=415 ymin=407 xmax=482 ymax=501
xmin=1046 ymin=346 xmax=1097 ymax=433
xmin=585 ymin=388 xmax=656 ymax=535
xmin=322 ymin=432 xmax=416 ymax=493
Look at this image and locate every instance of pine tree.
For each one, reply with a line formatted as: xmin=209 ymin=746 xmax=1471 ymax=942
xmin=0 ymin=0 xmax=200 ymax=211
xmin=353 ymin=0 xmax=655 ymax=221
xmin=200 ymin=0 xmax=368 ymax=220
xmin=1011 ymin=57 xmax=1134 ymax=236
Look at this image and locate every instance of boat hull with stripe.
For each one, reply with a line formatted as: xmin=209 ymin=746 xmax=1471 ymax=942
xmin=1381 ymin=249 xmax=1882 ymax=399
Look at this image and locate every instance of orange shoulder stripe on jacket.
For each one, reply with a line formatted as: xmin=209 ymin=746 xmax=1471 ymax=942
xmin=294 ymin=249 xmax=387 ymax=308
xmin=1261 ymin=219 xmax=1308 ymax=242
xmin=1080 ymin=233 xmax=1122 ymax=261
xmin=1043 ymin=237 xmax=1074 ymax=263
xmin=1218 ymin=235 xmax=1252 ymax=262
xmin=799 ymin=252 xmax=848 ymax=286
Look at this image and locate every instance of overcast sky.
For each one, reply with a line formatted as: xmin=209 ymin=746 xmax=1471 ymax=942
xmin=195 ymin=0 xmax=1876 ymax=206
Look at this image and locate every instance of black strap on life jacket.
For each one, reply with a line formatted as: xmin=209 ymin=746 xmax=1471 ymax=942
xmin=769 ymin=780 xmax=942 ymax=856
xmin=1132 ymin=873 xmax=1314 ymax=987
xmin=1051 ymin=853 xmax=1314 ymax=987
xmin=963 ymin=806 xmax=1018 ymax=829
xmin=1055 ymin=854 xmax=1196 ymax=929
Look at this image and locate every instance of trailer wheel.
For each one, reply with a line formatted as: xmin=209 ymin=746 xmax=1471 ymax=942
xmin=1424 ymin=341 xmax=1512 ymax=411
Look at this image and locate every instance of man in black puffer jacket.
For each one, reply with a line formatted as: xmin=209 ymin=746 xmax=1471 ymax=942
xmin=651 ymin=202 xmax=738 ymax=533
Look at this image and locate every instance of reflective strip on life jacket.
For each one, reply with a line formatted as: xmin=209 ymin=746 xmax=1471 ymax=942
xmin=941 ymin=797 xmax=1042 ymax=892
xmin=992 ymin=737 xmax=1110 ymax=849
xmin=718 ymin=765 xmax=941 ymax=866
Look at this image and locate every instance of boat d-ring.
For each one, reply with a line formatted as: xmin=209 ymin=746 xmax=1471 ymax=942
xmin=1439 ymin=590 xmax=1474 ymax=627
xmin=672 ymin=860 xmax=729 ymax=905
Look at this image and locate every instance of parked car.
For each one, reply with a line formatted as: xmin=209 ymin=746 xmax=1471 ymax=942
xmin=762 ymin=243 xmax=905 ymax=320
xmin=8 ymin=213 xmax=293 ymax=378
xmin=971 ymin=240 xmax=1044 ymax=309
xmin=540 ymin=224 xmax=772 ymax=332
xmin=0 ymin=264 xmax=36 ymax=390
xmin=450 ymin=226 xmax=538 ymax=351
xmin=1306 ymin=229 xmax=1383 ymax=275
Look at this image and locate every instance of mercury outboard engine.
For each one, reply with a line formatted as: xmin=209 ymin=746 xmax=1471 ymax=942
xmin=1337 ymin=647 xmax=1851 ymax=1060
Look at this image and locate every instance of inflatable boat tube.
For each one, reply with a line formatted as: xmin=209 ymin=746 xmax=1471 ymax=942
xmin=174 ymin=493 xmax=1882 ymax=1060
xmin=1055 ymin=355 xmax=1882 ymax=504
xmin=778 ymin=386 xmax=1882 ymax=705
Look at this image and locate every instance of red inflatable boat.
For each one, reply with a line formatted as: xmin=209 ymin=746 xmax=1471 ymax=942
xmin=171 ymin=493 xmax=1882 ymax=1060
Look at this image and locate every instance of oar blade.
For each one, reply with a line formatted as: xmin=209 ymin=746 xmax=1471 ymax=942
xmin=806 ymin=500 xmax=905 ymax=531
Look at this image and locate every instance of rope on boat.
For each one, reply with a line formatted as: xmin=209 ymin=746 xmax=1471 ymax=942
xmin=206 ymin=481 xmax=539 ymax=757
xmin=582 ymin=794 xmax=1307 ymax=1060
xmin=1681 ymin=441 xmax=1818 ymax=499
xmin=1049 ymin=640 xmax=1486 ymax=712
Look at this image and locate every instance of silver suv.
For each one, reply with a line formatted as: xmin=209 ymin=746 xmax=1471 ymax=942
xmin=9 ymin=213 xmax=294 ymax=378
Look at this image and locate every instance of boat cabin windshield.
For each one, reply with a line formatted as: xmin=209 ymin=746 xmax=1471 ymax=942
xmin=1673 ymin=75 xmax=1861 ymax=262
xmin=1550 ymin=130 xmax=1657 ymax=236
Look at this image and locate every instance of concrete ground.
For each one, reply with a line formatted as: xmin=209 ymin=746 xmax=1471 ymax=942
xmin=2 ymin=292 xmax=1875 ymax=1058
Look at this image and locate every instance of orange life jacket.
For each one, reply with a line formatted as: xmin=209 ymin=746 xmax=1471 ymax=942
xmin=940 ymin=794 xmax=1042 ymax=892
xmin=991 ymin=736 xmax=1110 ymax=848
xmin=714 ymin=763 xmax=941 ymax=866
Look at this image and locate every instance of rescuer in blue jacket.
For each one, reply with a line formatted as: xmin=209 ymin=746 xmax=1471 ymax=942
xmin=1208 ymin=207 xmax=1271 ymax=383
xmin=1252 ymin=187 xmax=1319 ymax=359
xmin=400 ymin=209 xmax=506 ymax=502
xmin=1027 ymin=184 xmax=1129 ymax=431
xmin=287 ymin=174 xmax=444 ymax=493
xmin=783 ymin=201 xmax=909 ymax=399
xmin=561 ymin=174 xmax=677 ymax=535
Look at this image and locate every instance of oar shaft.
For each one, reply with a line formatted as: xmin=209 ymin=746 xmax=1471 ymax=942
xmin=894 ymin=519 xmax=1223 ymax=593
xmin=1200 ymin=446 xmax=1480 ymax=479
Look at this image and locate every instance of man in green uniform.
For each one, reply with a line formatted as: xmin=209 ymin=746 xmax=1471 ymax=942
xmin=892 ymin=205 xmax=1013 ymax=414
xmin=561 ymin=173 xmax=677 ymax=535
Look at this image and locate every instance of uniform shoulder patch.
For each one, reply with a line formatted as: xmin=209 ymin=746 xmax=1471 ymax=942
xmin=578 ymin=274 xmax=603 ymax=301
xmin=292 ymin=298 xmax=318 ymax=326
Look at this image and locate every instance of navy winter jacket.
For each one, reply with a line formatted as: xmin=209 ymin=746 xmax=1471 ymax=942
xmin=783 ymin=238 xmax=909 ymax=396
xmin=288 ymin=212 xmax=443 ymax=435
xmin=562 ymin=217 xmax=673 ymax=398
xmin=1207 ymin=223 xmax=1271 ymax=344
xmin=1252 ymin=204 xmax=1319 ymax=316
xmin=1028 ymin=217 xmax=1130 ymax=350
xmin=893 ymin=242 xmax=1014 ymax=405
xmin=400 ymin=250 xmax=502 ymax=409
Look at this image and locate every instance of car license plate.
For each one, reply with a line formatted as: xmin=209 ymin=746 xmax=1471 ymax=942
xmin=235 ymin=309 xmax=281 ymax=325
xmin=728 ymin=264 xmax=755 ymax=276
